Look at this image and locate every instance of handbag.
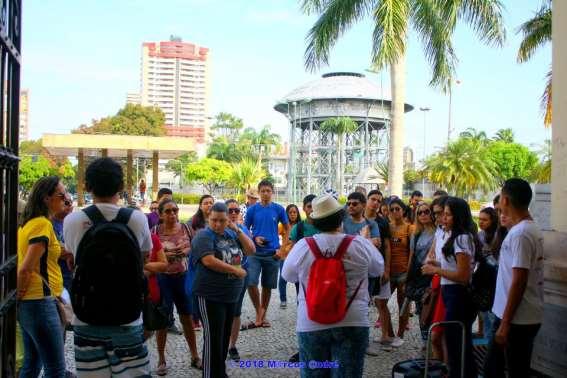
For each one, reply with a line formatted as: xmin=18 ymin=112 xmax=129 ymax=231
xmin=40 ymin=276 xmax=70 ymax=327
xmin=469 ymin=253 xmax=498 ymax=311
xmin=419 ymin=285 xmax=440 ymax=329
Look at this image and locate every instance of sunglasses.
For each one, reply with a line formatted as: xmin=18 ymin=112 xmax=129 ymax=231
xmin=347 ymin=201 xmax=361 ymax=207
xmin=390 ymin=207 xmax=402 ymax=212
xmin=163 ymin=208 xmax=179 ymax=214
xmin=418 ymin=209 xmax=431 ymax=216
xmin=228 ymin=208 xmax=240 ymax=214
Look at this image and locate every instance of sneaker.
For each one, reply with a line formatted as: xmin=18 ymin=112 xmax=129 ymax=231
xmin=391 ymin=337 xmax=405 ymax=348
xmin=289 ymin=352 xmax=300 ymax=363
xmin=168 ymin=323 xmax=183 ymax=335
xmin=365 ymin=346 xmax=380 ymax=356
xmin=280 ymin=301 xmax=287 ymax=309
xmin=380 ymin=341 xmax=393 ymax=352
xmin=228 ymin=347 xmax=240 ymax=362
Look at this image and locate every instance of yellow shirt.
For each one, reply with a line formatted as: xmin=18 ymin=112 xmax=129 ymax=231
xmin=17 ymin=216 xmax=63 ymax=300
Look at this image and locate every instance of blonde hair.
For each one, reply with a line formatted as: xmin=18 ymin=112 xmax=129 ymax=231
xmin=413 ymin=202 xmax=435 ymax=235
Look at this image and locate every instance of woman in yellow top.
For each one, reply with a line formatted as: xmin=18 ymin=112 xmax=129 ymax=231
xmin=17 ymin=176 xmax=67 ymax=377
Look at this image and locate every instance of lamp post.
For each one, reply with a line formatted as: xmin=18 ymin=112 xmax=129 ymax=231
xmin=447 ymin=79 xmax=461 ymax=144
xmin=419 ymin=107 xmax=430 ymax=193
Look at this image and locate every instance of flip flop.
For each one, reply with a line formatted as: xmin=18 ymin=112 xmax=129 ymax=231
xmin=240 ymin=321 xmax=258 ymax=331
xmin=261 ymin=320 xmax=271 ymax=328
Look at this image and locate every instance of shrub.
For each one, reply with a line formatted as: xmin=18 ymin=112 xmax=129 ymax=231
xmin=172 ymin=193 xmax=203 ymax=204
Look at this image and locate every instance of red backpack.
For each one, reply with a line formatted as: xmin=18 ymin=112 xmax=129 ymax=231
xmin=303 ymin=235 xmax=363 ymax=324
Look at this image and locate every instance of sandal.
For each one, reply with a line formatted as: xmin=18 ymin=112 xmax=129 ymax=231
xmin=156 ymin=362 xmax=168 ymax=376
xmin=191 ymin=357 xmax=203 ymax=370
xmin=240 ymin=321 xmax=258 ymax=331
xmin=261 ymin=320 xmax=271 ymax=328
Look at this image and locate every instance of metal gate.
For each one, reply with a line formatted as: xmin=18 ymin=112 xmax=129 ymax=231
xmin=0 ymin=0 xmax=21 ymax=376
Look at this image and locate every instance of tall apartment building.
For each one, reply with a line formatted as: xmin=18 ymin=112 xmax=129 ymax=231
xmin=19 ymin=89 xmax=29 ymax=141
xmin=139 ymin=37 xmax=210 ymax=144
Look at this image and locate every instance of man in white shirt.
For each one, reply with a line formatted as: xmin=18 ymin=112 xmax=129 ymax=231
xmin=64 ymin=158 xmax=152 ymax=377
xmin=484 ymin=178 xmax=544 ymax=378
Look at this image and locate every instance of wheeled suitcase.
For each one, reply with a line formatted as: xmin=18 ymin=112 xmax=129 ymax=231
xmin=391 ymin=320 xmax=465 ymax=378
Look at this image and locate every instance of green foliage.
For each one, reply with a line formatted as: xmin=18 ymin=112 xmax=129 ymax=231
xmin=229 ymin=159 xmax=267 ymax=195
xmin=172 ymin=193 xmax=204 ymax=204
xmin=493 ymin=128 xmax=515 ymax=143
xmin=20 ymin=139 xmax=44 ymax=155
xmin=486 ymin=141 xmax=538 ymax=182
xmin=165 ymin=152 xmax=198 ymax=179
xmin=73 ymin=104 xmax=166 ymax=136
xmin=425 ymin=138 xmax=498 ymax=197
xmin=184 ymin=158 xmax=232 ymax=194
xmin=460 ymin=128 xmax=489 ymax=144
xmin=19 ymin=155 xmax=52 ymax=193
xmin=404 ymin=168 xmax=421 ymax=185
xmin=211 ymin=112 xmax=244 ymax=140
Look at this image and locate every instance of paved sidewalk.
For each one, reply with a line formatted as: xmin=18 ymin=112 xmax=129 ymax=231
xmin=64 ymin=287 xmax=424 ymax=377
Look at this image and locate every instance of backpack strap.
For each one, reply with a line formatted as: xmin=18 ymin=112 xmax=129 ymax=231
xmin=304 ymin=237 xmax=323 ymax=259
xmin=334 ymin=235 xmax=355 ymax=260
xmin=296 ymin=221 xmax=304 ymax=241
xmin=82 ymin=205 xmax=107 ymax=225
xmin=114 ymin=207 xmax=134 ymax=225
xmin=345 ymin=279 xmax=364 ymax=312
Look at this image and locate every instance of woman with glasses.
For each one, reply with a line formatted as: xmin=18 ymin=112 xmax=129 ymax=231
xmin=153 ymin=199 xmax=202 ymax=374
xmin=406 ymin=202 xmax=436 ymax=346
xmin=386 ymin=198 xmax=413 ymax=345
xmin=422 ymin=197 xmax=479 ymax=378
xmin=277 ymin=204 xmax=302 ymax=308
xmin=17 ymin=176 xmax=67 ymax=377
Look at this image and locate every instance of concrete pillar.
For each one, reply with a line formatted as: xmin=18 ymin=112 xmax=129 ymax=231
xmin=77 ymin=148 xmax=85 ymax=207
xmin=101 ymin=149 xmax=108 ymax=158
xmin=152 ymin=151 xmax=159 ymax=200
xmin=126 ymin=150 xmax=133 ymax=201
xmin=552 ymin=1 xmax=567 ymax=232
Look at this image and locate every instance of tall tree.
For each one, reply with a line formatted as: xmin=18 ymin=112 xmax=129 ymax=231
xmin=229 ymin=159 xmax=267 ymax=195
xmin=460 ymin=127 xmax=489 ymax=144
xmin=425 ymin=138 xmax=497 ymax=197
xmin=517 ymin=0 xmax=552 ymax=127
xmin=184 ymin=158 xmax=232 ymax=194
xmin=302 ymin=0 xmax=505 ymax=196
xmin=493 ymin=128 xmax=515 ymax=143
xmin=486 ymin=141 xmax=538 ymax=182
xmin=320 ymin=117 xmax=358 ymax=194
xmin=211 ymin=112 xmax=244 ymax=141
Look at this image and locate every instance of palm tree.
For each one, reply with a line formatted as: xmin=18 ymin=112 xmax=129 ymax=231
xmin=302 ymin=0 xmax=505 ymax=196
xmin=320 ymin=117 xmax=359 ymax=194
xmin=517 ymin=1 xmax=552 ymax=127
xmin=532 ymin=139 xmax=551 ymax=183
xmin=493 ymin=128 xmax=515 ymax=143
xmin=460 ymin=127 xmax=489 ymax=144
xmin=229 ymin=159 xmax=266 ymax=196
xmin=424 ymin=138 xmax=497 ymax=197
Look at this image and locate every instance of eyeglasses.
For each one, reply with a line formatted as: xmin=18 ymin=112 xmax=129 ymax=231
xmin=347 ymin=201 xmax=361 ymax=207
xmin=64 ymin=200 xmax=72 ymax=207
xmin=390 ymin=207 xmax=402 ymax=212
xmin=418 ymin=209 xmax=431 ymax=216
xmin=163 ymin=208 xmax=179 ymax=214
xmin=228 ymin=208 xmax=240 ymax=214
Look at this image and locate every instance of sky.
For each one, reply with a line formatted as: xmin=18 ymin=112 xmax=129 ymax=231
xmin=22 ymin=0 xmax=551 ymax=161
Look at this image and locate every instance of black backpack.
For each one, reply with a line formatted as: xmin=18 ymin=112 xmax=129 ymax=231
xmin=71 ymin=206 xmax=145 ymax=326
xmin=469 ymin=253 xmax=499 ymax=312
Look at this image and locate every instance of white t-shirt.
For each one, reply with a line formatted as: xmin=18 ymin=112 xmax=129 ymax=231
xmin=436 ymin=232 xmax=475 ymax=285
xmin=63 ymin=203 xmax=152 ymax=326
xmin=492 ymin=220 xmax=544 ymax=324
xmin=281 ymin=233 xmax=384 ymax=332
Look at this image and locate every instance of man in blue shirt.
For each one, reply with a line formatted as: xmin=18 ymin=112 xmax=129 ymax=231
xmin=51 ymin=193 xmax=74 ymax=292
xmin=244 ymin=180 xmax=289 ymax=328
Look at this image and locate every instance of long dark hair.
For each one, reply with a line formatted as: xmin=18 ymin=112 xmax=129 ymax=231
xmin=20 ymin=176 xmax=61 ymax=227
xmin=479 ymin=207 xmax=498 ymax=245
xmin=442 ymin=197 xmax=481 ymax=261
xmin=191 ymin=194 xmax=213 ymax=231
xmin=285 ymin=204 xmax=302 ymax=225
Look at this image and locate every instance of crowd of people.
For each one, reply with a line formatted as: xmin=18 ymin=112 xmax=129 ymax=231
xmin=15 ymin=156 xmax=544 ymax=378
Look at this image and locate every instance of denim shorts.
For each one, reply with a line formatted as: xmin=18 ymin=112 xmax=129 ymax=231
xmin=298 ymin=326 xmax=369 ymax=378
xmin=234 ymin=272 xmax=249 ymax=317
xmin=246 ymin=255 xmax=279 ymax=289
xmin=158 ymin=272 xmax=193 ymax=322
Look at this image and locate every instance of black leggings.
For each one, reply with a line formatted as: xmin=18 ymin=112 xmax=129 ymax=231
xmin=198 ymin=297 xmax=236 ymax=378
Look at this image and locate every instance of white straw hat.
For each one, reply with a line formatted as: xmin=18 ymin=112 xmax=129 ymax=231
xmin=310 ymin=194 xmax=343 ymax=220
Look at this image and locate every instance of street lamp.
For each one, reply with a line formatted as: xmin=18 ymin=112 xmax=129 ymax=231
xmin=447 ymin=79 xmax=461 ymax=144
xmin=419 ymin=107 xmax=431 ymax=194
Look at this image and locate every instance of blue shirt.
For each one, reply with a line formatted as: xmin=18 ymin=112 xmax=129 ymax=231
xmin=342 ymin=216 xmax=380 ymax=239
xmin=51 ymin=218 xmax=73 ymax=291
xmin=238 ymin=224 xmax=252 ymax=269
xmin=245 ymin=202 xmax=288 ymax=255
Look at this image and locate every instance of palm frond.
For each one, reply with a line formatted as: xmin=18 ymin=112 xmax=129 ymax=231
xmin=371 ymin=0 xmax=410 ymax=69
xmin=516 ymin=1 xmax=551 ymax=63
xmin=411 ymin=0 xmax=457 ymax=91
xmin=304 ymin=0 xmax=373 ymax=72
xmin=542 ymin=68 xmax=552 ymax=127
xmin=301 ymin=0 xmax=331 ymax=14
xmin=454 ymin=0 xmax=506 ymax=47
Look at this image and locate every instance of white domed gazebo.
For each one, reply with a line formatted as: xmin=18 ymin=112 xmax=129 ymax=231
xmin=274 ymin=72 xmax=413 ymax=200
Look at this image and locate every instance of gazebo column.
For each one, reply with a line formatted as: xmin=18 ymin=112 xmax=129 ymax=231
xmin=126 ymin=150 xmax=133 ymax=201
xmin=152 ymin=151 xmax=159 ymax=200
xmin=77 ymin=148 xmax=85 ymax=207
xmin=101 ymin=149 xmax=108 ymax=158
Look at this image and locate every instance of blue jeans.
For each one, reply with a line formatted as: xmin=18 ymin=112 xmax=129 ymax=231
xmin=278 ymin=260 xmax=287 ymax=303
xmin=298 ymin=326 xmax=369 ymax=378
xmin=17 ymin=298 xmax=66 ymax=377
xmin=442 ymin=285 xmax=477 ymax=378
